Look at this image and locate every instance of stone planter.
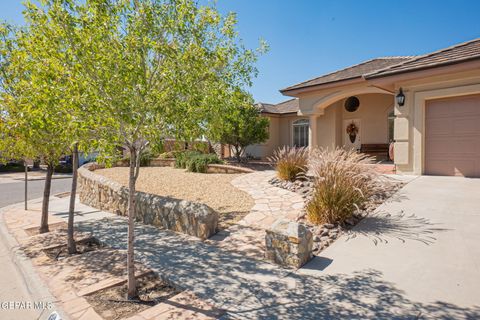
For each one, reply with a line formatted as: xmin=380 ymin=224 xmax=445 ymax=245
xmin=265 ymin=219 xmax=313 ymax=268
xmin=150 ymin=158 xmax=175 ymax=167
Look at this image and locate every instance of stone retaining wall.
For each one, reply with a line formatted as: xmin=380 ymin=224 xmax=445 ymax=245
xmin=78 ymin=163 xmax=218 ymax=239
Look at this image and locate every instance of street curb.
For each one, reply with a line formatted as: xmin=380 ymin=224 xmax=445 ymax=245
xmin=0 ymin=200 xmax=70 ymax=320
xmin=11 ymin=175 xmax=73 ymax=182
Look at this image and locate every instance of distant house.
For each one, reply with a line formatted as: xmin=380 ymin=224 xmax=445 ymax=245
xmin=246 ymin=38 xmax=480 ymax=177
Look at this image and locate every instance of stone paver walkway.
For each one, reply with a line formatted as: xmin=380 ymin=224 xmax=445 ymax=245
xmin=231 ymin=170 xmax=304 ymax=228
xmin=209 ymin=170 xmax=304 ymax=258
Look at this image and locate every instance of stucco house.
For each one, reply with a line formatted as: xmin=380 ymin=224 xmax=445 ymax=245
xmin=246 ymin=38 xmax=480 ymax=177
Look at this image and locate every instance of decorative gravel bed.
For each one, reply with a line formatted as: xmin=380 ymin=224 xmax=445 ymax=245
xmin=269 ymin=176 xmax=403 ymax=255
xmin=96 ymin=166 xmax=254 ymax=230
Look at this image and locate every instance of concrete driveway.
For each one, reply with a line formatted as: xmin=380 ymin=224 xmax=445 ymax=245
xmin=300 ymin=175 xmax=480 ymax=315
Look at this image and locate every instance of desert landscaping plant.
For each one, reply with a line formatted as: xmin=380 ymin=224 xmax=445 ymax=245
xmin=174 ymin=151 xmax=201 ymax=169
xmin=175 ymin=151 xmax=222 ymax=172
xmin=186 ymin=153 xmax=222 ymax=173
xmin=306 ymin=147 xmax=392 ymax=225
xmin=268 ymin=146 xmax=309 ymax=181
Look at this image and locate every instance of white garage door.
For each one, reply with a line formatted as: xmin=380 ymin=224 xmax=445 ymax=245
xmin=425 ymin=94 xmax=480 ymax=177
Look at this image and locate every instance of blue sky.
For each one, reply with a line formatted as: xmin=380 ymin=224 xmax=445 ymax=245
xmin=2 ymin=0 xmax=479 ymax=103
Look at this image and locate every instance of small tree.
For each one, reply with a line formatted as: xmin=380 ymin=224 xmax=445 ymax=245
xmin=209 ymin=98 xmax=269 ymax=162
xmin=73 ymin=0 xmax=264 ymax=299
xmin=1 ymin=1 xmax=101 ymax=242
xmin=0 ymin=21 xmax=72 ymax=234
xmin=31 ymin=0 xmax=101 ymax=255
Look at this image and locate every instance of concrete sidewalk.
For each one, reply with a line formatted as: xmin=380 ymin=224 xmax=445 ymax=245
xmin=0 ymin=201 xmax=70 ymax=320
xmin=28 ymin=190 xmax=480 ymax=319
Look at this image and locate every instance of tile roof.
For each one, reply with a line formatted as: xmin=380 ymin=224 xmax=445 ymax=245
xmin=280 ymin=57 xmax=413 ymax=93
xmin=257 ymin=98 xmax=299 ymax=114
xmin=366 ymin=38 xmax=480 ymax=78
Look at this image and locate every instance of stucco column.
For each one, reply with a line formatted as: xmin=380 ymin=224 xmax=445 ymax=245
xmin=309 ymin=115 xmax=318 ymax=150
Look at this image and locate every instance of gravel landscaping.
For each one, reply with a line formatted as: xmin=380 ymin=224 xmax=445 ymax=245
xmin=96 ymin=166 xmax=254 ymax=230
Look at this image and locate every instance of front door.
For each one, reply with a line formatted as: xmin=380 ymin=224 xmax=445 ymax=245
xmin=343 ymin=119 xmax=361 ymax=151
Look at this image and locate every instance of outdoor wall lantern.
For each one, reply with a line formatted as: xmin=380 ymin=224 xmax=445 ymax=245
xmin=396 ymin=88 xmax=405 ymax=106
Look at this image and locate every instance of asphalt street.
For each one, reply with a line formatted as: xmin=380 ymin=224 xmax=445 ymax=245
xmin=0 ymin=178 xmax=72 ymax=208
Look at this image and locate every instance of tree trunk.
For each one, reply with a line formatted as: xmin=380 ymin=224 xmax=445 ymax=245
xmin=39 ymin=163 xmax=54 ymax=234
xmin=234 ymin=145 xmax=242 ymax=163
xmin=127 ymin=148 xmax=137 ymax=299
xmin=67 ymin=143 xmax=79 ymax=255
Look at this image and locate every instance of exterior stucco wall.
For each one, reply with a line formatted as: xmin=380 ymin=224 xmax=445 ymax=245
xmin=341 ymin=93 xmax=393 ymax=145
xmin=393 ymin=69 xmax=480 ymax=174
xmin=316 ymin=104 xmax=339 ymax=149
xmin=245 ymin=113 xmax=307 ymax=159
xmin=300 ymin=93 xmax=394 ymax=149
xmin=245 ymin=115 xmax=280 ymax=159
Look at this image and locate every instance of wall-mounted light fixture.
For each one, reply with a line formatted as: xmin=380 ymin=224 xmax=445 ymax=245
xmin=396 ymin=88 xmax=405 ymax=106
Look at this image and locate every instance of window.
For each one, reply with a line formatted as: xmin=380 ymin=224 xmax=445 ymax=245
xmin=293 ymin=119 xmax=309 ymax=147
xmin=388 ymin=110 xmax=395 ymax=142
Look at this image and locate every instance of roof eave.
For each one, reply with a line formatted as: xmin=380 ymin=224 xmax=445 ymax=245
xmin=260 ymin=111 xmax=298 ymax=116
xmin=280 ymin=77 xmax=364 ymax=97
xmin=366 ymin=56 xmax=480 ymax=79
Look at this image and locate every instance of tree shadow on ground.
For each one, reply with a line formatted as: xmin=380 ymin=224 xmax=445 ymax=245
xmin=216 ymin=210 xmax=251 ymax=231
xmin=76 ymin=217 xmax=479 ymax=320
xmin=209 ymin=224 xmax=265 ymax=260
xmin=231 ymin=268 xmax=480 ymax=320
xmin=345 ymin=210 xmax=450 ymax=245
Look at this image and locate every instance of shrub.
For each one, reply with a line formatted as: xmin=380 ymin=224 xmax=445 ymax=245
xmin=150 ymin=140 xmax=165 ymax=156
xmin=192 ymin=141 xmax=210 ymax=154
xmin=268 ymin=146 xmax=309 ymax=181
xmin=306 ymin=148 xmax=392 ymax=225
xmin=174 ymin=150 xmax=222 ymax=172
xmin=185 ymin=153 xmax=222 ymax=173
xmin=174 ymin=151 xmax=201 ymax=169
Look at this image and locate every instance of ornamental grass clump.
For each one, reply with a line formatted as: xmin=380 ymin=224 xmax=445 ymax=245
xmin=268 ymin=146 xmax=309 ymax=181
xmin=306 ymin=148 xmax=392 ymax=225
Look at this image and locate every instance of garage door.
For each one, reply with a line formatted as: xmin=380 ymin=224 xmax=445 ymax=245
xmin=425 ymin=94 xmax=480 ymax=177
